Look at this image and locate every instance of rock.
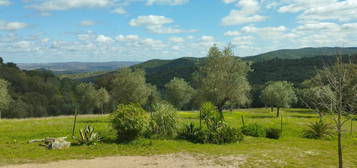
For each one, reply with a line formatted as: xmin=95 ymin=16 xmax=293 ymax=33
xmin=49 ymin=140 xmax=71 ymax=150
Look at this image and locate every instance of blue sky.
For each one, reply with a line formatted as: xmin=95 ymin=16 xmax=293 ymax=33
xmin=0 ymin=0 xmax=357 ymax=63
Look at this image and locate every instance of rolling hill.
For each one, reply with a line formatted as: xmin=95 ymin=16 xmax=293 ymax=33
xmin=17 ymin=61 xmax=140 ymax=74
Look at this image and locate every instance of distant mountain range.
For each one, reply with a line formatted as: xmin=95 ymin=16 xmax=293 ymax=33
xmin=18 ymin=47 xmax=357 ymax=77
xmin=18 ymin=61 xmax=140 ymax=74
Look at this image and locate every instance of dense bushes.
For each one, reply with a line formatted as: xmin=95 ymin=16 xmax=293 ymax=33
xmin=111 ymin=104 xmax=149 ymax=142
xmin=178 ymin=102 xmax=244 ymax=144
xmin=147 ymin=103 xmax=177 ymax=138
xmin=241 ymin=123 xmax=266 ymax=137
xmin=303 ymin=120 xmax=333 ymax=139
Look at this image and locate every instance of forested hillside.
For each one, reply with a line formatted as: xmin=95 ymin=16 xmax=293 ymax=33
xmin=243 ymin=47 xmax=357 ymax=62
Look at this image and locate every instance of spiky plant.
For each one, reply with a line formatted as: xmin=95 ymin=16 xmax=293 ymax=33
xmin=303 ymin=120 xmax=333 ymax=139
xmin=76 ymin=126 xmax=101 ymax=145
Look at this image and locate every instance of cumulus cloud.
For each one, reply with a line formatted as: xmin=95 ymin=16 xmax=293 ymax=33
xmin=0 ymin=21 xmax=28 ymax=31
xmin=0 ymin=0 xmax=11 ymax=6
xmin=129 ymin=15 xmax=196 ymax=34
xmin=169 ymin=37 xmax=185 ymax=43
xmin=29 ymin=0 xmax=113 ymax=11
xmin=96 ymin=35 xmax=114 ymax=43
xmin=112 ymin=7 xmax=127 ymax=14
xmin=80 ymin=20 xmax=96 ymax=26
xmin=146 ymin=0 xmax=189 ymax=6
xmin=222 ymin=0 xmax=237 ymax=4
xmin=221 ymin=0 xmax=267 ymax=25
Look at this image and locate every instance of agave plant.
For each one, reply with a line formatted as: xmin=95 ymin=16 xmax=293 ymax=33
xmin=76 ymin=126 xmax=101 ymax=145
xmin=303 ymin=120 xmax=334 ymax=139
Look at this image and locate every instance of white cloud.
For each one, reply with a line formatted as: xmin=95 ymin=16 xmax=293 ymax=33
xmin=112 ymin=7 xmax=126 ymax=14
xmin=224 ymin=31 xmax=241 ymax=36
xmin=201 ymin=36 xmax=214 ymax=42
xmin=221 ymin=0 xmax=267 ymax=25
xmin=130 ymin=15 xmax=173 ymax=27
xmin=169 ymin=37 xmax=185 ymax=43
xmin=278 ymin=0 xmax=336 ymax=13
xmin=30 ymin=0 xmax=113 ymax=11
xmin=0 ymin=0 xmax=11 ymax=6
xmin=146 ymin=0 xmax=189 ymax=6
xmin=222 ymin=0 xmax=237 ymax=4
xmin=80 ymin=20 xmax=96 ymax=26
xmin=0 ymin=21 xmax=28 ymax=31
xmin=232 ymin=36 xmax=255 ymax=45
xmin=115 ymin=34 xmax=140 ymax=41
xmin=129 ymin=15 xmax=196 ymax=34
xmin=96 ymin=35 xmax=114 ymax=43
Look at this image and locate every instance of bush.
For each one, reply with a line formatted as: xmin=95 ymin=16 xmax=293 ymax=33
xmin=111 ymin=104 xmax=149 ymax=142
xmin=265 ymin=128 xmax=281 ymax=139
xmin=200 ymin=102 xmax=222 ymax=130
xmin=303 ymin=120 xmax=333 ymax=139
xmin=148 ymin=103 xmax=177 ymax=138
xmin=206 ymin=123 xmax=244 ymax=144
xmin=177 ymin=122 xmax=206 ymax=143
xmin=178 ymin=122 xmax=244 ymax=144
xmin=241 ymin=123 xmax=266 ymax=137
xmin=75 ymin=126 xmax=101 ymax=145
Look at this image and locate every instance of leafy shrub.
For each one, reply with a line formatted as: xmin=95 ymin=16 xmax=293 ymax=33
xmin=200 ymin=102 xmax=222 ymax=130
xmin=206 ymin=123 xmax=244 ymax=144
xmin=148 ymin=103 xmax=177 ymax=138
xmin=241 ymin=123 xmax=266 ymax=137
xmin=303 ymin=120 xmax=333 ymax=139
xmin=178 ymin=122 xmax=244 ymax=144
xmin=265 ymin=128 xmax=281 ymax=139
xmin=75 ymin=126 xmax=101 ymax=145
xmin=111 ymin=104 xmax=149 ymax=142
xmin=178 ymin=122 xmax=206 ymax=143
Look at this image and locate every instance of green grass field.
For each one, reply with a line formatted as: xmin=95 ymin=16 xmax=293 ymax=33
xmin=1 ymin=108 xmax=357 ymax=167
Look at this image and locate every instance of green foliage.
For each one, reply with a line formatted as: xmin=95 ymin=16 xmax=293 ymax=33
xmin=200 ymin=102 xmax=222 ymax=128
xmin=260 ymin=81 xmax=297 ymax=108
xmin=194 ymin=44 xmax=251 ymax=112
xmin=111 ymin=104 xmax=149 ymax=142
xmin=265 ymin=128 xmax=281 ymax=139
xmin=164 ymin=77 xmax=195 ymax=109
xmin=148 ymin=103 xmax=177 ymax=138
xmin=0 ymin=79 xmax=11 ymax=118
xmin=75 ymin=83 xmax=98 ymax=114
xmin=95 ymin=87 xmax=110 ymax=114
xmin=75 ymin=126 xmax=101 ymax=145
xmin=303 ymin=120 xmax=334 ymax=139
xmin=177 ymin=122 xmax=206 ymax=143
xmin=111 ymin=68 xmax=152 ymax=106
xmin=205 ymin=123 xmax=244 ymax=144
xmin=241 ymin=123 xmax=266 ymax=137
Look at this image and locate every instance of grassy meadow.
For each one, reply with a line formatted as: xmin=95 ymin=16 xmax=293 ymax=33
xmin=1 ymin=108 xmax=357 ymax=167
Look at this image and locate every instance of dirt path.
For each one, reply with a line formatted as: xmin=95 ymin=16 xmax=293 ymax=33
xmin=1 ymin=153 xmax=246 ymax=168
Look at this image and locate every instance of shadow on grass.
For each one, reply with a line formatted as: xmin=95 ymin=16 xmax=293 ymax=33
xmin=77 ymin=120 xmax=110 ymax=124
xmin=249 ymin=116 xmax=275 ymax=119
xmin=289 ymin=115 xmax=319 ymax=119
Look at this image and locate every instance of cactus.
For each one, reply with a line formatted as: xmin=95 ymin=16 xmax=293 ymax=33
xmin=76 ymin=126 xmax=101 ymax=145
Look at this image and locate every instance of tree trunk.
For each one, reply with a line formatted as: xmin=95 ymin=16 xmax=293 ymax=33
xmin=101 ymin=104 xmax=104 ymax=115
xmin=217 ymin=104 xmax=224 ymax=121
xmin=280 ymin=113 xmax=283 ymax=135
xmin=271 ymin=107 xmax=274 ymax=112
xmin=276 ymin=107 xmax=280 ymax=117
xmin=0 ymin=111 xmax=1 ymax=120
xmin=72 ymin=107 xmax=78 ymax=137
xmin=337 ymin=111 xmax=343 ymax=168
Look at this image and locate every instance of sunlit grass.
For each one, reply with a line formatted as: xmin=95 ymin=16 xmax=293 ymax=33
xmin=1 ymin=108 xmax=357 ymax=167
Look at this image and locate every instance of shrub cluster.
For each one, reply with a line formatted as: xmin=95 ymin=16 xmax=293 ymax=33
xmin=111 ymin=104 xmax=149 ymax=142
xmin=178 ymin=102 xmax=244 ymax=144
xmin=241 ymin=123 xmax=281 ymax=139
xmin=147 ymin=103 xmax=177 ymax=138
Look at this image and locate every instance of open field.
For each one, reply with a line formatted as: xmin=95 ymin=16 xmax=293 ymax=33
xmin=1 ymin=108 xmax=357 ymax=168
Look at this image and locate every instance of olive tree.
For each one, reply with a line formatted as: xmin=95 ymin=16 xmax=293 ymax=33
xmin=111 ymin=68 xmax=151 ymax=106
xmin=0 ymin=79 xmax=11 ymax=119
xmin=260 ymin=81 xmax=297 ymax=117
xmin=96 ymin=87 xmax=110 ymax=114
xmin=194 ymin=44 xmax=251 ymax=119
xmin=164 ymin=77 xmax=195 ymax=109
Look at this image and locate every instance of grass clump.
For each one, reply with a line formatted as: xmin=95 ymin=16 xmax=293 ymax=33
xmin=147 ymin=103 xmax=177 ymax=138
